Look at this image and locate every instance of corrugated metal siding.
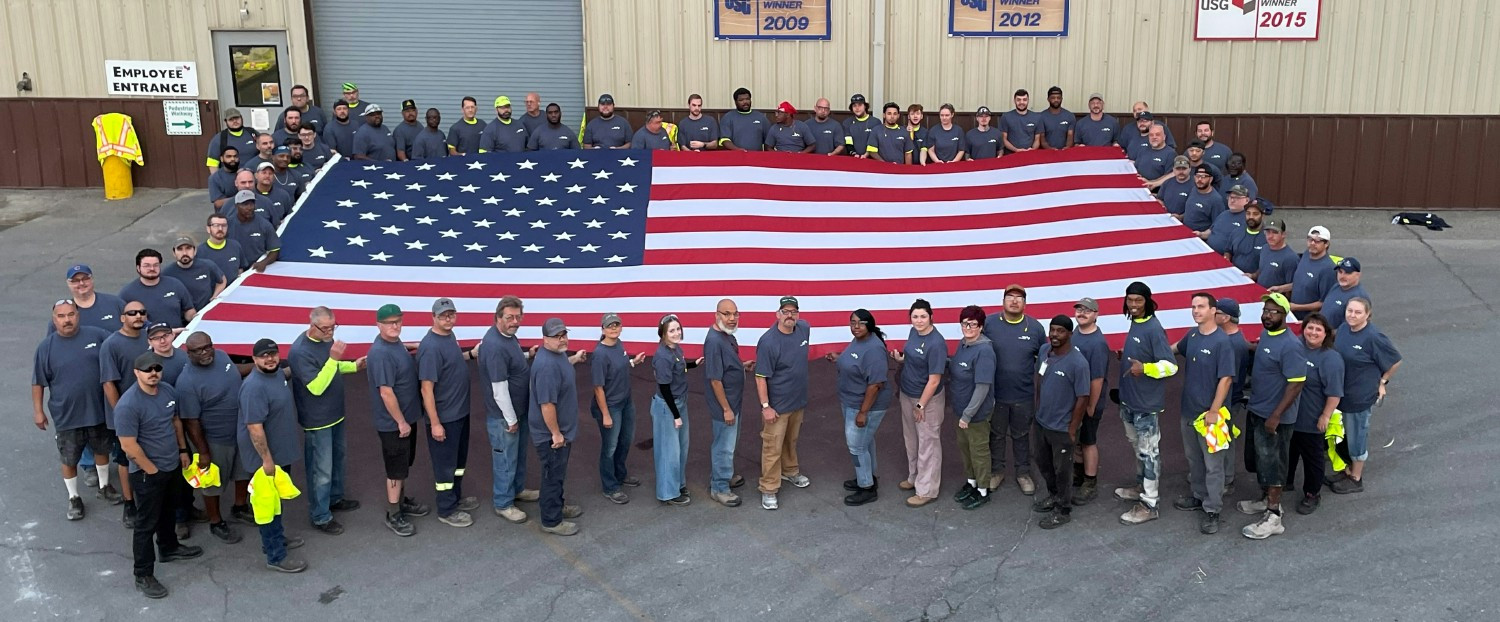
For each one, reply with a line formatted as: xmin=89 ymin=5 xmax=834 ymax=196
xmin=582 ymin=0 xmax=875 ymax=110
xmin=0 ymin=0 xmax=313 ymax=100
xmin=581 ymin=0 xmax=1499 ymax=114
xmin=309 ymin=0 xmax=585 ymax=127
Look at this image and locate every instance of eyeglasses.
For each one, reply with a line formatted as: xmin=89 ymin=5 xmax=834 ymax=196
xmin=68 ymin=275 xmax=92 ymax=283
xmin=960 ymin=321 xmax=981 ymax=329
xmin=377 ymin=319 xmax=402 ymax=326
xmin=717 ymin=310 xmax=740 ymax=317
xmin=186 ymin=344 xmax=214 ymax=354
xmin=1307 ymin=237 xmax=1327 ymax=243
xmin=849 ymin=319 xmax=868 ymax=326
xmin=778 ymin=309 xmax=799 ymax=316
xmin=314 ymin=323 xmax=338 ymax=333
xmin=123 ymin=310 xmax=148 ymax=317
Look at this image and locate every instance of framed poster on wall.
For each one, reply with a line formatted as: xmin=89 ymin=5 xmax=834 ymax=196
xmin=1195 ymin=0 xmax=1321 ymax=40
xmin=714 ymin=0 xmax=831 ymax=40
xmin=948 ymin=0 xmax=1069 ymax=37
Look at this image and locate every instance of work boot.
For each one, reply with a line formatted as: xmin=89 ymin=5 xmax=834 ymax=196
xmin=1329 ymin=477 xmax=1364 ymax=494
xmin=661 ymin=495 xmax=690 ymax=507
xmin=515 ymin=489 xmax=541 ymax=502
xmin=541 ymin=521 xmax=579 ymax=536
xmin=122 ymin=502 xmax=139 ymax=529
xmin=1114 ymin=485 xmax=1142 ymax=502
xmin=329 ymin=498 xmax=361 ymax=512
xmin=209 ymin=521 xmax=242 ymax=544
xmin=711 ymin=491 xmax=742 ymax=507
xmin=437 ymin=511 xmax=473 ymax=527
xmin=400 ymin=497 xmax=431 ymax=517
xmin=1119 ymin=502 xmax=1159 ymax=525
xmin=1173 ymin=495 xmax=1204 ymax=512
xmin=906 ymin=495 xmax=936 ymax=508
xmin=67 ymin=497 xmax=85 ymax=521
xmin=312 ymin=519 xmax=344 ymax=535
xmin=1016 ymin=474 xmax=1036 ymax=496
xmin=603 ymin=490 xmax=629 ymax=504
xmin=562 ymin=504 xmax=584 ymax=519
xmin=898 ymin=480 xmax=915 ymax=491
xmin=1038 ymin=511 xmax=1071 ymax=529
xmin=1199 ymin=511 xmax=1223 ymax=535
xmin=1242 ymin=510 xmax=1285 ymax=540
xmin=622 ymin=476 xmax=643 ymax=487
xmin=229 ymin=504 xmax=254 ymax=524
xmin=81 ymin=467 xmax=99 ymax=489
xmin=266 ymin=558 xmax=308 ymax=573
xmin=1031 ymin=497 xmax=1056 ymax=513
xmin=987 ymin=474 xmax=1004 ymax=491
xmin=729 ymin=474 xmax=745 ymax=489
xmin=384 ymin=512 xmax=415 ymax=537
xmin=456 ymin=496 xmax=480 ymax=512
xmin=493 ymin=505 xmax=528 ymax=524
xmin=97 ymin=484 xmax=123 ymax=505
xmin=1297 ymin=493 xmax=1321 ymax=515
xmin=1072 ymin=478 xmax=1098 ymax=506
xmin=158 ymin=545 xmax=204 ymax=563
xmin=135 ymin=575 xmax=168 ymax=599
xmin=843 ymin=485 xmax=878 ymax=506
xmin=843 ymin=477 xmax=877 ymax=492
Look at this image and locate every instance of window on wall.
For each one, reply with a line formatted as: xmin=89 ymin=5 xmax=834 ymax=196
xmin=229 ymin=45 xmax=282 ymax=107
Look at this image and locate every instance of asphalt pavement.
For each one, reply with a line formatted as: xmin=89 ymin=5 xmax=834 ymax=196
xmin=0 ymin=188 xmax=1495 ymax=621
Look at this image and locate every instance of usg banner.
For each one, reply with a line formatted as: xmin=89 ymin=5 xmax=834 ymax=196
xmin=1195 ymin=0 xmax=1321 ymax=40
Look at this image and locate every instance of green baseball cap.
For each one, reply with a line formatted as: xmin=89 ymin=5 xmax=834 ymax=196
xmin=376 ymin=303 xmax=403 ymax=321
xmin=778 ymin=295 xmax=799 ymax=309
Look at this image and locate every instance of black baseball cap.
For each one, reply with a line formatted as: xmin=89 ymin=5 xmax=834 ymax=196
xmin=402 ymin=99 xmax=417 ymax=111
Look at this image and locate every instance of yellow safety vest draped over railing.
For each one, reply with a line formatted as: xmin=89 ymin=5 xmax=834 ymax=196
xmin=92 ymin=113 xmax=143 ymax=165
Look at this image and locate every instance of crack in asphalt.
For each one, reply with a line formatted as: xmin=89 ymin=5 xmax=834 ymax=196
xmin=1402 ymin=225 xmax=1495 ymax=314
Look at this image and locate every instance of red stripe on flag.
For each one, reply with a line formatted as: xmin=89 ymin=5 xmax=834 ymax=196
xmin=651 ymin=173 xmax=1143 ymax=203
xmin=645 ymin=202 xmax=1163 ymax=234
xmin=650 ymin=145 xmax=1127 ymax=174
xmin=644 ymin=227 xmax=1186 ymax=265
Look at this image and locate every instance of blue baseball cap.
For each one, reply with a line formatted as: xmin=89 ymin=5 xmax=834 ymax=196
xmin=1336 ymin=257 xmax=1361 ymax=273
xmin=1217 ymin=297 xmax=1241 ymax=321
xmin=273 ymin=145 xmax=291 ymax=155
xmin=66 ymin=264 xmax=92 ymax=279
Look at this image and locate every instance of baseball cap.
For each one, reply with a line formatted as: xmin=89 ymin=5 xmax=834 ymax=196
xmin=542 ymin=317 xmax=568 ymax=337
xmin=1172 ymin=156 xmax=1190 ymax=170
xmin=645 ymin=110 xmax=662 ymax=120
xmin=1136 ymin=111 xmax=1154 ymax=121
xmin=1087 ymin=93 xmax=1103 ymax=102
xmin=849 ymin=93 xmax=867 ymax=107
xmin=1073 ymin=297 xmax=1099 ymax=313
xmin=402 ymin=99 xmax=417 ymax=111
xmin=1308 ymin=226 xmax=1332 ymax=242
xmin=778 ymin=295 xmax=799 ymax=309
xmin=1188 ymin=140 xmax=1205 ymax=149
xmin=598 ymin=94 xmax=614 ymax=105
xmin=431 ymin=297 xmax=457 ymax=315
xmin=1227 ymin=185 xmax=1250 ymax=197
xmin=1217 ymin=297 xmax=1241 ymax=321
xmin=1004 ymin=284 xmax=1026 ymax=298
xmin=134 ymin=352 xmax=164 ymax=372
xmin=1047 ymin=86 xmax=1062 ymax=96
xmin=252 ymin=338 xmax=279 ymax=356
xmin=376 ymin=303 xmax=403 ymax=322
xmin=234 ymin=189 xmax=256 ymax=204
xmin=363 ymin=104 xmax=383 ymax=115
xmin=173 ymin=235 xmax=196 ymax=249
xmin=223 ymin=108 xmax=242 ymax=120
xmin=146 ymin=322 xmax=172 ymax=337
xmin=493 ymin=95 xmax=511 ymax=108
xmin=341 ymin=82 xmax=358 ymax=92
xmin=976 ymin=106 xmax=992 ymax=116
xmin=601 ymin=312 xmax=622 ymax=328
xmin=66 ymin=264 xmax=92 ymax=279
xmin=1193 ymin=164 xmax=1213 ymax=176
xmin=1336 ymin=257 xmax=1361 ymax=273
xmin=1049 ymin=314 xmax=1074 ymax=331
xmin=776 ymin=101 xmax=796 ymax=115
xmin=1261 ymin=292 xmax=1292 ymax=314
xmin=256 ymin=161 xmax=275 ymax=171
xmin=272 ymin=145 xmax=290 ymax=155
xmin=1262 ymin=217 xmax=1286 ymax=233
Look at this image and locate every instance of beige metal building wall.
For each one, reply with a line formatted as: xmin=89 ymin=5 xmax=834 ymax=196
xmin=583 ymin=0 xmax=875 ymax=110
xmin=0 ymin=0 xmax=313 ymax=100
xmin=583 ymin=0 xmax=1500 ymax=115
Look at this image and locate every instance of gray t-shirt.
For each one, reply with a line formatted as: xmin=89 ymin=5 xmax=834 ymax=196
xmin=925 ymin=125 xmax=965 ymax=162
xmin=720 ymin=110 xmax=770 ymax=150
xmin=1321 ymin=283 xmax=1369 ymax=330
xmin=965 ymin=127 xmax=1002 ymax=159
xmin=288 ymin=332 xmax=346 ymax=429
xmin=354 ymin=123 xmax=396 ymax=161
xmin=872 ymin=124 xmax=912 ymax=163
xmin=1119 ymin=315 xmax=1174 ymax=413
xmin=1182 ymin=188 xmax=1227 ymax=233
xmin=519 ymin=111 xmax=545 ymax=134
xmin=947 ymin=337 xmax=995 ymax=422
xmin=100 ymin=331 xmax=148 ymax=427
xmin=225 ymin=215 xmax=279 ymax=270
xmin=702 ymin=328 xmax=743 ymax=416
xmin=1038 ymin=108 xmax=1074 ymax=148
xmin=417 ymin=330 xmax=470 ymax=423
xmin=1295 ymin=346 xmax=1344 ymax=433
xmin=114 ymin=383 xmax=180 ymax=473
xmin=652 ymin=342 xmax=688 ymax=402
xmin=479 ymin=327 xmax=530 ymax=419
xmin=324 ymin=119 xmax=358 ymax=155
xmin=391 ymin=120 xmax=423 ymax=158
xmin=1159 ymin=176 xmax=1194 ymax=215
xmin=208 ymin=169 xmax=237 ymax=208
xmin=238 ymin=367 xmax=301 ymax=470
xmin=763 ymin=120 xmax=814 ymax=153
xmin=157 ymin=349 xmax=187 ymax=387
xmin=1072 ymin=114 xmax=1120 ymax=147
xmin=446 ymin=118 xmax=488 ymax=154
xmin=835 ymin=335 xmax=892 ymax=411
xmin=1206 ymin=209 xmax=1248 ymax=254
xmin=755 ymin=320 xmax=810 ymax=413
xmin=1174 ymin=328 xmax=1236 ymax=419
xmin=842 ymin=115 xmax=880 ymax=156
xmin=982 ymin=314 xmax=1045 ymax=403
xmin=366 ymin=336 xmax=421 ymax=432
xmin=528 ymin=348 xmax=579 ymax=444
xmin=1248 ymin=328 xmax=1306 ymax=423
xmin=675 ymin=115 xmax=720 ymax=150
xmin=1335 ymin=322 xmax=1401 ymax=413
xmin=526 ymin=123 xmax=579 ymax=150
xmin=898 ymin=327 xmax=948 ymax=399
xmin=32 ymin=326 xmax=110 ymax=430
xmin=161 ymin=260 xmax=224 ymax=311
xmin=206 ymin=128 xmax=258 ymax=167
xmin=409 ymin=128 xmax=449 ymax=159
xmin=806 ymin=117 xmax=846 ymax=155
xmin=252 ymin=186 xmax=293 ymax=227
xmin=590 ymin=340 xmax=633 ymax=408
xmin=999 ymin=110 xmax=1040 ymax=152
xmin=1291 ymin=254 xmax=1337 ymax=306
xmin=582 ymin=115 xmax=631 ymax=149
xmin=1202 ymin=142 xmax=1233 ymax=173
xmin=176 ymin=349 xmax=242 ymax=445
xmin=119 ymin=277 xmax=194 ymax=329
xmin=1217 ymin=172 xmax=1258 ymax=200
xmin=630 ymin=126 xmax=675 ymax=150
xmin=47 ymin=293 xmax=125 ymax=335
xmin=1227 ymin=227 xmax=1267 ymax=274
xmin=1069 ymin=329 xmax=1111 ymax=416
xmin=1132 ymin=145 xmax=1175 ymax=181
xmin=1256 ymin=245 xmax=1300 ymax=288
xmin=479 ymin=118 xmax=529 ymax=153
xmin=1034 ymin=348 xmax=1090 ymax=432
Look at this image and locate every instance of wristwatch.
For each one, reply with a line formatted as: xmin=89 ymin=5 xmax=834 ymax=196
xmin=915 ymin=403 xmax=924 ymax=410
xmin=761 ymin=402 xmax=770 ymax=409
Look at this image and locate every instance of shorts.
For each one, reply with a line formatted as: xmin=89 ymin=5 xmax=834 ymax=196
xmin=1343 ymin=409 xmax=1371 ymax=462
xmin=202 ymin=442 xmax=250 ymax=496
xmin=379 ymin=429 xmax=418 ymax=480
xmin=1077 ymin=408 xmax=1103 ymax=446
xmin=1249 ymin=412 xmax=1294 ymax=488
xmin=55 ymin=424 xmax=113 ymax=467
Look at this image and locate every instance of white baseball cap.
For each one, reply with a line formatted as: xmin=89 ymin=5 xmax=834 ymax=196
xmin=1308 ymin=226 xmax=1331 ymax=242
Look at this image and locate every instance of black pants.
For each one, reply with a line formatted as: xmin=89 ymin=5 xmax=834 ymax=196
xmin=1285 ymin=430 xmax=1327 ymax=495
xmin=1032 ymin=426 xmax=1074 ymax=513
xmin=536 ymin=441 xmax=571 ymax=528
xmin=427 ymin=417 xmax=470 ymax=518
xmin=129 ymin=468 xmax=182 ymax=577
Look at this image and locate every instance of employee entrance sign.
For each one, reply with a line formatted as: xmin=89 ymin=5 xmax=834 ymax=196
xmin=105 ymin=60 xmax=200 ymax=97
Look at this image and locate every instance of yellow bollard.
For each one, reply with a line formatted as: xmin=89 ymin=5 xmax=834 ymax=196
xmin=101 ymin=155 xmax=134 ymax=200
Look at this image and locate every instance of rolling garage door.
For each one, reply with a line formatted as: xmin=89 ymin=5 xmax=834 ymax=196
xmin=310 ymin=0 xmax=585 ymax=131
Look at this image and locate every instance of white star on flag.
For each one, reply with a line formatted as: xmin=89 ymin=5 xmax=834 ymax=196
xmin=589 ymin=195 xmax=608 ymax=204
xmin=323 ymin=220 xmax=345 ymax=229
xmin=381 ymin=225 xmax=404 ymax=235
xmin=359 ymin=212 xmax=379 ymax=220
xmin=514 ymin=186 xmax=533 ymax=195
xmin=449 ymin=206 xmax=471 ymax=215
xmin=496 ymin=231 xmax=518 ymax=241
xmin=369 ymin=251 xmax=392 ymax=261
xmin=336 ymin=199 xmax=357 ymax=208
xmin=466 ymin=161 xmax=486 ymax=170
xmin=308 ymin=246 xmax=331 ymax=258
xmin=464 ymin=242 xmax=487 ymax=252
xmin=488 ymin=254 xmax=510 ymax=264
xmin=541 ymin=173 xmax=561 ymax=182
xmin=362 ymin=165 xmax=381 ymax=171
xmin=537 ymin=197 xmax=557 ymax=206
xmin=415 ymin=163 xmax=435 ymax=171
xmin=372 ymin=191 xmax=393 ymax=199
xmin=437 ymin=172 xmax=457 ymax=181
xmin=406 ymin=183 xmax=425 ymax=191
xmin=472 ymin=219 xmax=494 ymax=228
xmin=592 ymin=170 xmax=613 ymax=180
xmin=612 ymin=207 xmax=633 ymax=216
xmin=489 ymin=172 xmax=510 ymax=182
xmin=609 ymin=231 xmax=630 ymax=239
xmin=351 ymin=180 xmax=371 ymax=188
xmin=459 ymin=184 xmax=478 ymax=193
xmin=427 ymin=193 xmax=448 ymax=202
xmin=584 ymin=219 xmax=604 ymax=228
xmin=617 ymin=183 xmax=637 ymax=193
xmin=392 ymin=203 xmax=414 ymax=212
xmin=385 ymin=173 xmax=405 ymax=180
xmin=415 ymin=216 xmax=438 ymax=225
xmin=521 ymin=243 xmax=543 ymax=252
xmin=502 ymin=208 xmax=524 ymax=217
xmin=482 ymin=196 xmax=502 ymax=205
xmin=547 ymin=255 xmax=568 ymax=264
xmin=430 ymin=253 xmax=452 ymax=262
xmin=529 ymin=220 xmax=549 ymax=229
xmin=406 ymin=240 xmax=429 ymax=250
xmin=618 ymin=157 xmax=638 ymax=166
xmin=558 ymin=208 xmax=579 ymax=217
xmin=439 ymin=229 xmax=461 ymax=238
xmin=517 ymin=160 xmax=537 ymax=170
xmin=578 ymin=243 xmax=600 ymax=252
xmin=567 ymin=158 xmax=586 ymax=169
xmin=605 ymin=255 xmax=626 ymax=263
xmin=554 ymin=232 xmax=576 ymax=241
xmin=565 ymin=184 xmax=585 ymax=193
xmin=346 ymin=235 xmax=369 ymax=247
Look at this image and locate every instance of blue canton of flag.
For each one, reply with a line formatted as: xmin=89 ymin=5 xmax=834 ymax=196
xmin=279 ymin=150 xmax=653 ymax=268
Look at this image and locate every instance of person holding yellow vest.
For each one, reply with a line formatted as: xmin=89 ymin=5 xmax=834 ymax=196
xmin=204 ymin=108 xmax=257 ymax=172
xmin=238 ymin=338 xmax=308 ymax=573
xmin=1170 ymin=293 xmax=1236 ymax=535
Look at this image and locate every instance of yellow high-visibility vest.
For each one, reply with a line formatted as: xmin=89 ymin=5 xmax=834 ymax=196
xmin=92 ymin=113 xmax=143 ymax=165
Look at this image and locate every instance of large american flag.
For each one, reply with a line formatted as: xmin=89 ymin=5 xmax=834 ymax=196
xmin=184 ymin=147 xmax=1270 ymax=357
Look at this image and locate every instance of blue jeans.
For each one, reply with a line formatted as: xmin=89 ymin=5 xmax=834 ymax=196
xmin=486 ymin=414 xmax=527 ymax=509
xmin=708 ymin=407 xmax=739 ymax=494
xmin=79 ymin=446 xmax=95 ymax=470
xmin=842 ymin=406 xmax=888 ymax=488
xmin=592 ymin=399 xmax=635 ymax=493
xmin=302 ymin=421 xmax=347 ymax=526
xmin=1118 ymin=405 xmax=1163 ymax=508
xmin=258 ymin=514 xmax=286 ymax=564
xmin=650 ymin=395 xmax=689 ymax=501
xmin=1344 ymin=409 xmax=1371 ymax=462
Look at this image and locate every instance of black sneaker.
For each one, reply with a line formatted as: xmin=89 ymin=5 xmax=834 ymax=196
xmin=67 ymin=497 xmax=85 ymax=521
xmin=266 ymin=558 xmax=308 ymax=573
xmin=1038 ymin=511 xmax=1072 ymax=530
xmin=954 ymin=483 xmax=977 ymax=503
xmin=400 ymin=497 xmax=431 ymax=517
xmin=329 ymin=498 xmax=361 ymax=512
xmin=122 ymin=502 xmax=139 ymax=530
xmin=209 ymin=521 xmax=242 ymax=544
xmin=158 ymin=545 xmax=204 ymax=563
xmin=385 ymin=512 xmax=415 ymax=537
xmin=97 ymin=484 xmax=123 ymax=505
xmin=312 ymin=519 xmax=344 ymax=535
xmin=843 ymin=477 xmax=878 ymax=492
xmin=135 ymin=575 xmax=168 ymax=599
xmin=229 ymin=504 xmax=255 ymax=524
xmin=1031 ymin=498 xmax=1057 ymax=513
xmin=1173 ymin=495 xmax=1204 ymax=512
xmin=1199 ymin=511 xmax=1222 ymax=534
xmin=661 ymin=494 xmax=691 ymax=506
xmin=961 ymin=492 xmax=991 ymax=510
xmin=1297 ymin=493 xmax=1321 ymax=515
xmin=842 ymin=486 xmax=877 ymax=506
xmin=1329 ymin=477 xmax=1364 ymax=494
xmin=621 ymin=476 xmax=642 ymax=487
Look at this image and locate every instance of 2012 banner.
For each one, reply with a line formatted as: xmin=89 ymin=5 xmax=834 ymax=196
xmin=715 ymin=0 xmax=831 ymax=40
xmin=1195 ymin=0 xmax=1321 ymax=40
xmin=948 ymin=0 xmax=1069 ymax=37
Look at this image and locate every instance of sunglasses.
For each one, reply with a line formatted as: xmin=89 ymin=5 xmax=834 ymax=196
xmin=124 ymin=310 xmax=148 ymax=316
xmin=140 ymin=365 xmax=163 ymax=373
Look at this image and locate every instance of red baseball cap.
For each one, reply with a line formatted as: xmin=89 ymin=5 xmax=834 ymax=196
xmin=776 ymin=101 xmax=796 ymax=115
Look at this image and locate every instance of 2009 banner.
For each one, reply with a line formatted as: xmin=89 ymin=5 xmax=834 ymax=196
xmin=714 ymin=0 xmax=831 ymax=40
xmin=949 ymin=0 xmax=1069 ymax=37
xmin=1195 ymin=0 xmax=1321 ymax=40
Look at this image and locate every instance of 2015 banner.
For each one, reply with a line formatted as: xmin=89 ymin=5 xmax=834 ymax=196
xmin=1195 ymin=0 xmax=1321 ymax=40
xmin=949 ymin=0 xmax=1069 ymax=37
xmin=714 ymin=0 xmax=831 ymax=40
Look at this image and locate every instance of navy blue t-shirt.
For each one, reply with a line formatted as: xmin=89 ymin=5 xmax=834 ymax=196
xmin=1034 ymin=347 xmax=1090 ymax=431
xmin=238 ymin=367 xmax=301 ymax=470
xmin=1335 ymin=323 xmax=1401 ymax=413
xmin=114 ymin=383 xmax=180 ymax=473
xmin=1248 ymin=328 xmax=1307 ymax=423
xmin=1295 ymin=346 xmax=1345 ymax=433
xmin=652 ymin=342 xmax=688 ymax=402
xmin=32 ymin=326 xmax=110 ymax=430
xmin=1069 ymin=328 xmax=1111 ymax=415
xmin=366 ymin=336 xmax=421 ymax=432
xmin=479 ymin=326 xmax=529 ymax=422
xmin=897 ymin=327 xmax=948 ymax=399
xmin=161 ymin=260 xmax=225 ymax=311
xmin=701 ymin=329 xmax=743 ymax=416
xmin=46 ymin=294 xmax=126 ymax=335
xmin=528 ymin=348 xmax=579 ymax=444
xmin=981 ymin=314 xmax=1045 ymax=403
xmin=417 ymin=330 xmax=471 ymax=423
xmin=835 ymin=335 xmax=892 ymax=411
xmin=1119 ymin=315 xmax=1175 ymax=413
xmin=119 ymin=278 xmax=194 ymax=329
xmin=947 ymin=337 xmax=996 ymax=422
xmin=1175 ymin=327 xmax=1237 ymax=419
xmin=755 ymin=320 xmax=810 ymax=413
xmin=176 ymin=349 xmax=243 ymax=445
xmin=288 ymin=332 xmax=346 ymax=429
xmin=591 ymin=340 xmax=633 ymax=408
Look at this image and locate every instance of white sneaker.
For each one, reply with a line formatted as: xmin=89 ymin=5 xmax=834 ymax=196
xmin=1236 ymin=498 xmax=1268 ymax=516
xmin=1241 ymin=510 xmax=1285 ymax=540
xmin=780 ymin=473 xmax=810 ymax=488
xmin=493 ymin=505 xmax=528 ymax=524
xmin=761 ymin=493 xmax=779 ymax=510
